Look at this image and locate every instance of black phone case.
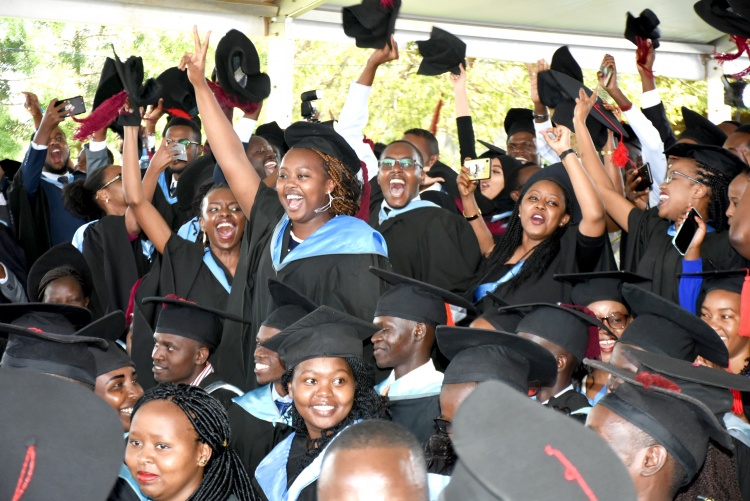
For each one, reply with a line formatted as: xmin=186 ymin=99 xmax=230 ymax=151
xmin=633 ymin=163 xmax=653 ymax=192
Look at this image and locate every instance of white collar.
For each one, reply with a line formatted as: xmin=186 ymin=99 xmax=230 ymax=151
xmin=539 ymin=383 xmax=576 ymax=405
xmin=381 ymin=359 xmax=442 ymax=394
xmin=41 ymin=171 xmax=71 ymax=182
xmin=380 ymin=194 xmax=422 ymax=213
xmin=270 ymin=383 xmax=291 ymax=403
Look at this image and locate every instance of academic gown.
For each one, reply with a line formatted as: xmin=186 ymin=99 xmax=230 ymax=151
xmin=198 ymin=371 xmax=244 ymax=411
xmin=371 ymin=203 xmax=481 ymax=294
xmin=217 ymin=184 xmax=390 ymax=392
xmin=368 ymin=178 xmax=458 ymax=224
xmin=229 ymin=384 xmax=294 ymax=476
xmin=545 ymin=388 xmax=591 ymax=424
xmin=0 ymin=225 xmax=27 ymax=304
xmin=131 ymin=233 xmax=236 ymax=390
xmin=79 ymin=215 xmax=152 ymax=320
xmin=623 ymin=208 xmax=746 ymax=304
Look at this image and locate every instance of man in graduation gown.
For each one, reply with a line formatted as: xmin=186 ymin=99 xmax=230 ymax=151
xmin=370 ymin=140 xmax=480 ymax=294
xmin=228 ymin=280 xmax=313 ymax=476
xmin=370 ymin=268 xmax=475 ymax=444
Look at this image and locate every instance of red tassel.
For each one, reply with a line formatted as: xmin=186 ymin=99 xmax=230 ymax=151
xmin=72 ymin=91 xmax=128 ymax=141
xmin=125 ymin=277 xmax=144 ymax=328
xmin=612 ymin=140 xmax=631 ymax=169
xmin=739 ymin=272 xmax=750 ymax=338
xmin=362 ymin=135 xmax=375 ymax=153
xmin=445 ymin=303 xmax=455 ymax=326
xmin=164 ymin=108 xmax=192 ymax=120
xmin=429 ymin=96 xmax=444 ymax=136
xmin=731 ymin=388 xmax=745 ymax=415
xmin=207 ymin=81 xmax=259 ymax=116
xmin=354 ymin=161 xmax=371 ymax=223
xmin=635 ymin=37 xmax=653 ymax=80
xmin=635 ymin=371 xmax=682 ymax=392
xmin=380 ymin=0 xmax=394 ymax=8
xmin=712 ymin=36 xmax=750 ymax=79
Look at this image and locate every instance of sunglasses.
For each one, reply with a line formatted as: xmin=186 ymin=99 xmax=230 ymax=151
xmin=379 ymin=158 xmax=421 ymax=171
xmin=434 ymin=417 xmax=452 ymax=435
xmin=99 ymin=174 xmax=122 ymax=190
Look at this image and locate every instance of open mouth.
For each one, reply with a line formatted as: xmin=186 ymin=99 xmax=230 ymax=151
xmin=659 ymin=193 xmax=669 ymax=205
xmin=120 ymin=406 xmax=134 ymax=416
xmin=254 ymin=362 xmax=269 ymax=372
xmin=264 ymin=160 xmax=278 ymax=176
xmin=312 ymin=404 xmax=335 ymax=416
xmin=389 ymin=179 xmax=405 ymax=198
xmin=215 ymin=221 xmax=236 ymax=240
xmin=530 ymin=213 xmax=545 ymax=225
xmin=286 ymin=194 xmax=304 ymax=211
xmin=599 ymin=338 xmax=616 ymax=352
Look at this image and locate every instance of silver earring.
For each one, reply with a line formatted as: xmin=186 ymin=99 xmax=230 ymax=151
xmin=314 ymin=192 xmax=335 ymax=214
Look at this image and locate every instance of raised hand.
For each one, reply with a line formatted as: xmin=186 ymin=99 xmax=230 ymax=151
xmin=597 ymin=54 xmax=618 ymax=93
xmin=542 ymin=125 xmax=572 ymax=156
xmin=449 ymin=63 xmax=467 ymax=90
xmin=574 ymin=87 xmax=598 ymax=124
xmin=369 ymin=35 xmax=399 ymax=67
xmin=179 ymin=26 xmax=211 ymax=87
xmin=529 ymin=59 xmax=549 ymax=107
xmin=149 ymin=138 xmax=178 ymax=172
xmin=457 ymin=164 xmax=477 ymax=199
xmin=624 ymin=168 xmax=649 ymax=211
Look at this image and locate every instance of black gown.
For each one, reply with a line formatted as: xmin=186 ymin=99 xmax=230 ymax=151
xmin=622 ymin=207 xmax=746 ymax=304
xmin=371 ymin=206 xmax=481 ymax=294
xmin=228 ymin=402 xmax=293 ymax=477
xmin=368 ymin=177 xmax=458 ymax=222
xmin=387 ymin=394 xmax=441 ymax=445
xmin=131 ymin=234 xmax=235 ymax=390
xmin=199 ymin=371 xmax=244 ymax=411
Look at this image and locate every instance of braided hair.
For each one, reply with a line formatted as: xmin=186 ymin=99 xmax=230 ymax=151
xmin=469 ymin=180 xmax=572 ymax=293
xmin=695 ymin=161 xmax=732 ymax=233
xmin=311 ymin=150 xmax=362 ymax=217
xmin=132 ymin=384 xmax=258 ymax=501
xmin=62 ymin=165 xmax=116 ymax=220
xmin=674 ymin=441 xmax=742 ymax=500
xmin=38 ymin=267 xmax=87 ymax=301
xmin=281 ymin=356 xmax=386 ymax=475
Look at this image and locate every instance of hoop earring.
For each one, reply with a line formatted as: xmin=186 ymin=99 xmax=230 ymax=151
xmin=314 ymin=192 xmax=335 ymax=214
xmin=202 ymin=231 xmax=207 ymax=247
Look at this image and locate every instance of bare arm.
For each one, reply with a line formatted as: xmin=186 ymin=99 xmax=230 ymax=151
xmin=451 ymin=64 xmax=470 ymax=118
xmin=122 ymin=126 xmax=172 ymax=254
xmin=730 ymin=173 xmax=750 ymax=259
xmin=457 ymin=162 xmax=495 ymax=256
xmin=179 ymin=26 xmax=260 ymax=219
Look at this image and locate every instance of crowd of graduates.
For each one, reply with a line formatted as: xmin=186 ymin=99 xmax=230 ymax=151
xmin=5 ymin=0 xmax=750 ymax=500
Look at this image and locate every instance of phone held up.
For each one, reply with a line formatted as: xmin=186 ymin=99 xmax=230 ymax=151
xmin=170 ymin=143 xmax=188 ymax=162
xmin=633 ymin=163 xmax=653 ymax=193
xmin=600 ymin=65 xmax=613 ymax=87
xmin=672 ymin=207 xmax=701 ymax=256
xmin=461 ymin=158 xmax=491 ymax=181
xmin=54 ymin=96 xmax=86 ymax=116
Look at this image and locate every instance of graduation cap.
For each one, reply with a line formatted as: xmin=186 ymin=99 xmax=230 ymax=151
xmin=0 ymin=158 xmax=20 ymax=180
xmin=175 ymin=154 xmax=216 ymax=216
xmin=27 ymin=242 xmax=94 ymax=303
xmin=436 ymin=326 xmax=558 ymax=391
xmin=476 ymin=139 xmax=507 ymax=158
xmin=261 ymin=279 xmax=318 ymax=331
xmin=0 ymin=369 xmax=125 ymax=501
xmin=678 ymin=268 xmax=750 ymax=338
xmin=621 ymin=123 xmax=642 ymax=150
xmin=585 ymin=358 xmax=733 ymax=486
xmin=416 ymin=27 xmax=466 ymax=76
xmin=518 ymin=161 xmax=582 ymax=223
xmin=143 ymin=295 xmax=250 ymax=353
xmin=665 ymin=141 xmax=745 ymax=179
xmin=370 ymin=267 xmax=475 ymax=326
xmin=154 ymin=67 xmax=198 ymax=119
xmin=678 ymin=107 xmax=728 ymax=147
xmin=87 ymin=311 xmax=133 ymax=377
xmin=551 ymin=99 xmax=620 ymax=152
xmin=443 ymin=380 xmax=637 ymax=500
xmin=503 ymin=108 xmax=535 ymax=138
xmin=285 ymin=121 xmax=361 ymax=175
xmin=622 ymin=346 xmax=750 ymax=416
xmin=495 ymin=300 xmax=611 ymax=363
xmin=73 ymin=57 xmax=129 ymax=141
xmin=554 ymin=271 xmax=651 ymax=310
xmin=215 ymin=29 xmax=271 ymax=103
xmin=694 ymin=0 xmax=750 ymax=38
xmin=625 ymin=9 xmax=661 ymax=49
xmin=267 ymin=306 xmax=379 ymax=368
xmin=618 ymin=283 xmax=729 ymax=367
xmin=550 ymin=46 xmax=584 ymax=83
xmin=342 ymin=0 xmax=401 ymax=50
xmin=0 ymin=303 xmax=112 ymax=386
xmin=256 ymin=121 xmax=289 ymax=156
xmin=111 ymin=47 xmax=161 ymax=125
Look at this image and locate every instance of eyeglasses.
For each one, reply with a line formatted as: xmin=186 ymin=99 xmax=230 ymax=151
xmin=434 ymin=417 xmax=452 ymax=435
xmin=99 ymin=174 xmax=122 ymax=190
xmin=165 ymin=138 xmax=200 ymax=147
xmin=596 ymin=312 xmax=630 ymax=329
xmin=664 ymin=169 xmax=703 ymax=186
xmin=379 ymin=158 xmax=421 ymax=171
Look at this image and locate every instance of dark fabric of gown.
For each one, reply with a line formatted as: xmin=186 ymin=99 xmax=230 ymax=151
xmin=228 ymin=402 xmax=293 ymax=477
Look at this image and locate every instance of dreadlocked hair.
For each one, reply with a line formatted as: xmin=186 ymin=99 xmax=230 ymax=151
xmin=196 ymin=181 xmax=233 ymax=217
xmin=675 ymin=440 xmax=742 ymax=500
xmin=38 ymin=267 xmax=87 ymax=301
xmin=695 ymin=161 xmax=732 ymax=232
xmin=468 ymin=184 xmax=572 ymax=293
xmin=132 ymin=384 xmax=258 ymax=501
xmin=311 ymin=149 xmax=361 ymax=216
xmin=281 ymin=356 xmax=386 ymax=476
xmin=62 ymin=165 xmax=117 ymax=220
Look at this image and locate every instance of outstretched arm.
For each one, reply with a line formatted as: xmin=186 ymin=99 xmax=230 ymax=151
xmin=179 ymin=26 xmax=260 ymax=218
xmin=457 ymin=162 xmax=495 ymax=257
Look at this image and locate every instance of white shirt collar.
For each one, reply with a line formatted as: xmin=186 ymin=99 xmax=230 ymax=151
xmin=380 ymin=193 xmax=421 ymax=213
xmin=270 ymin=383 xmax=291 ymax=403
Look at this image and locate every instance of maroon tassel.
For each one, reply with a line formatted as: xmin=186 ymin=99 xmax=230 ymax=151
xmin=362 ymin=135 xmax=375 ymax=153
xmin=164 ymin=108 xmax=192 ymax=120
xmin=125 ymin=277 xmax=144 ymax=328
xmin=635 ymin=371 xmax=682 ymax=392
xmin=429 ymin=96 xmax=444 ymax=136
xmin=739 ymin=271 xmax=750 ymax=338
xmin=559 ymin=303 xmax=601 ymax=361
xmin=72 ymin=91 xmax=128 ymax=141
xmin=207 ymin=81 xmax=260 ymax=116
xmin=355 ymin=161 xmax=371 ymax=223
xmin=380 ymin=0 xmax=394 ymax=8
xmin=713 ymin=35 xmax=750 ymax=79
xmin=635 ymin=36 xmax=654 ymax=80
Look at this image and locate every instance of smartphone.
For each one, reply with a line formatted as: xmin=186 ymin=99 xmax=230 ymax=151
xmin=463 ymin=158 xmax=491 ymax=181
xmin=633 ymin=163 xmax=653 ymax=192
xmin=55 ymin=96 xmax=86 ymax=116
xmin=600 ymin=65 xmax=613 ymax=87
xmin=672 ymin=208 xmax=701 ymax=256
xmin=171 ymin=143 xmax=188 ymax=162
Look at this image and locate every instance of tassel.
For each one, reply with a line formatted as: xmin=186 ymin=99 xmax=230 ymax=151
xmin=635 ymin=371 xmax=682 ymax=392
xmin=354 ymin=161 xmax=371 ymax=223
xmin=612 ymin=140 xmax=631 ymax=169
xmin=362 ymin=135 xmax=375 ymax=153
xmin=380 ymin=0 xmax=394 ymax=8
xmin=713 ymin=36 xmax=750 ymax=79
xmin=164 ymin=108 xmax=192 ymax=119
xmin=72 ymin=91 xmax=128 ymax=141
xmin=445 ymin=303 xmax=455 ymax=326
xmin=635 ymin=36 xmax=654 ymax=80
xmin=739 ymin=271 xmax=750 ymax=337
xmin=731 ymin=388 xmax=745 ymax=416
xmin=429 ymin=96 xmax=444 ymax=136
xmin=207 ymin=81 xmax=259 ymax=115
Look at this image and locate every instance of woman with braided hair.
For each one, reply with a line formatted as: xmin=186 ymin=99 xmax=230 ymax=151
xmin=122 ymin=383 xmax=258 ymax=501
xmin=180 ymin=27 xmax=389 ymax=391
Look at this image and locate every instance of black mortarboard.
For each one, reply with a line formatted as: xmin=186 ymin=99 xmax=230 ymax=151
xmin=342 ymin=0 xmax=401 ymax=50
xmin=477 ymin=308 xmax=523 ymax=333
xmin=436 ymin=326 xmax=557 ymax=390
xmin=496 ymin=301 xmax=611 ymax=363
xmin=729 ymin=0 xmax=750 ymax=20
xmin=586 ymin=359 xmax=732 ymax=485
xmin=551 ymin=99 xmax=612 ymax=151
xmin=550 ymin=46 xmax=583 ymax=83
xmin=554 ymin=271 xmax=651 ymax=310
xmin=0 ymin=158 xmax=21 ymax=180
xmin=371 ymin=267 xmax=475 ymax=326
xmin=694 ymin=0 xmax=750 ymax=39
xmin=621 ymin=123 xmax=642 ymax=150
xmin=625 ymin=9 xmax=662 ymax=49
xmin=262 ymin=279 xmax=318 ymax=331
xmin=0 ymin=369 xmax=125 ymax=501
xmin=73 ymin=57 xmax=128 ymax=141
xmin=416 ymin=27 xmax=466 ymax=76
xmin=270 ymin=306 xmax=379 ymax=368
xmin=518 ymin=162 xmax=581 ymax=223
xmin=665 ymin=141 xmax=745 ymax=179
xmin=256 ymin=121 xmax=289 ymax=156
xmin=27 ymin=242 xmax=94 ymax=302
xmin=0 ymin=304 xmax=111 ymax=386
xmin=154 ymin=67 xmax=198 ymax=118
xmin=476 ymin=139 xmax=507 ymax=158
xmin=680 ymin=268 xmax=750 ymax=338
xmin=624 ymin=347 xmax=750 ymax=416
xmin=111 ymin=47 xmax=161 ymax=123
xmin=144 ymin=295 xmax=249 ymax=353
xmin=92 ymin=57 xmax=122 ymax=111
xmin=503 ymin=108 xmax=535 ymax=138
xmin=618 ymin=283 xmax=729 ymax=367
xmin=285 ymin=121 xmax=361 ymax=175
xmin=678 ymin=107 xmax=728 ymax=147
xmin=0 ymin=302 xmax=91 ymax=329
xmin=215 ymin=29 xmax=271 ymax=103
xmin=87 ymin=311 xmax=132 ymax=377
xmin=443 ymin=380 xmax=637 ymax=500
xmin=175 ymin=154 xmax=216 ymax=216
